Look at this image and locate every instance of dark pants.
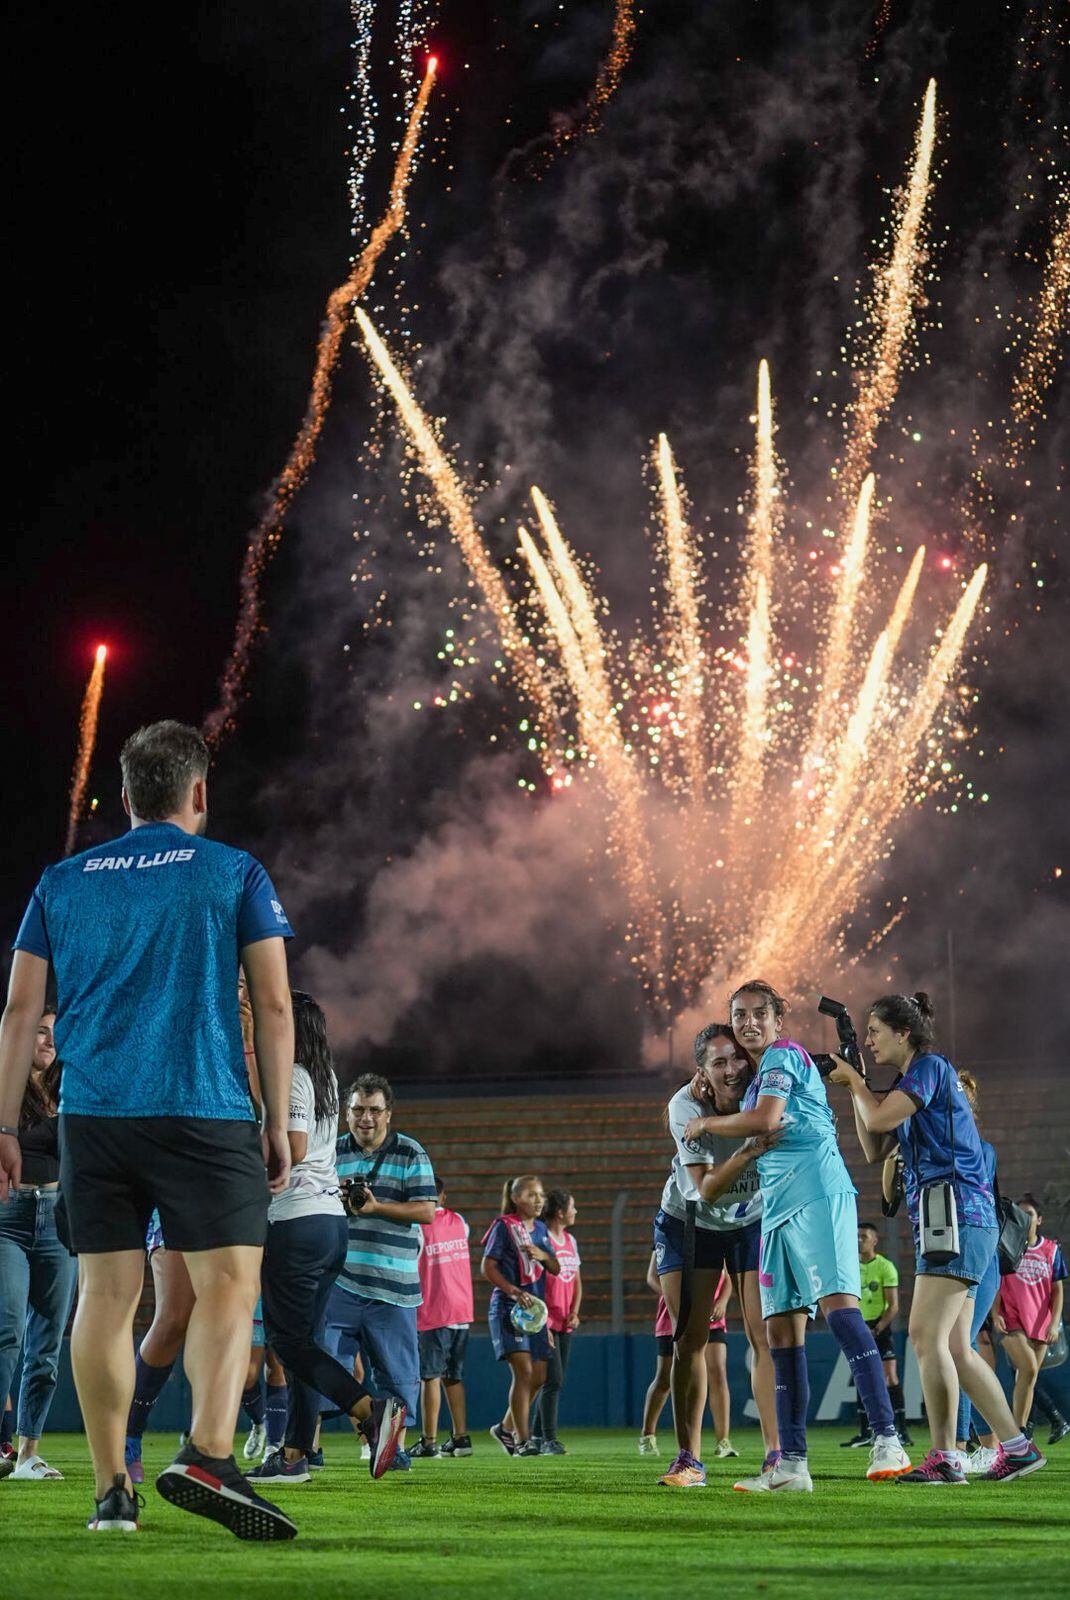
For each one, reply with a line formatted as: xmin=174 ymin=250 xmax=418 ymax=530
xmin=532 ymin=1330 xmax=572 ymax=1442
xmin=260 ymin=1212 xmax=367 ymax=1455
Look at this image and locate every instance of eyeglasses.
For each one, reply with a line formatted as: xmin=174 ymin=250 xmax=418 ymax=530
xmin=352 ymin=1105 xmax=388 ymax=1119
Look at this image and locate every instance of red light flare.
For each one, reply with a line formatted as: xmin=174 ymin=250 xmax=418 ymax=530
xmin=938 ymin=555 xmax=953 ymax=570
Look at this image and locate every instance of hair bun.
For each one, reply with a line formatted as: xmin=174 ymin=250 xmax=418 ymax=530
xmin=912 ymin=991 xmax=935 ymax=1021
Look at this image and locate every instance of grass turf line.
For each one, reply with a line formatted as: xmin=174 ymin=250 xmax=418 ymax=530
xmin=3 ymin=1429 xmax=1065 ymax=1599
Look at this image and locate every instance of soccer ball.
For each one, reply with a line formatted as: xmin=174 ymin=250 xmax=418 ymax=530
xmin=509 ymin=1297 xmax=548 ymax=1334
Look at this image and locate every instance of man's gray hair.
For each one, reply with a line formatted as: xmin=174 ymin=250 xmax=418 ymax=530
xmin=120 ymin=721 xmax=210 ymax=821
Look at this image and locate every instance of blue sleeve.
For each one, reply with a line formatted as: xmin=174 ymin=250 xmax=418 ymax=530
xmin=238 ymin=857 xmax=294 ymax=947
xmin=483 ymin=1219 xmax=509 ymax=1263
xmin=534 ymin=1219 xmax=557 ymax=1258
xmin=982 ymin=1142 xmax=997 ymax=1186
xmin=756 ymin=1045 xmax=798 ymax=1100
xmin=405 ymin=1143 xmax=437 ymax=1203
xmin=1053 ymin=1246 xmax=1067 ymax=1283
xmin=13 ymin=880 xmax=51 ymax=962
xmin=898 ymin=1054 xmax=941 ymax=1110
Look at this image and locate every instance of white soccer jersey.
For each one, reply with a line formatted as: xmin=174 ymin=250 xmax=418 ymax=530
xmin=659 ymin=1085 xmax=763 ymax=1232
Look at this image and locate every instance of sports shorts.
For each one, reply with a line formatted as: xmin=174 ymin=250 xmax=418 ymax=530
xmin=59 ymin=1114 xmax=269 ymax=1254
xmin=866 ymin=1319 xmax=896 ymax=1362
xmin=654 ymin=1328 xmax=726 ymax=1357
xmin=489 ymin=1308 xmax=551 ymax=1364
xmin=653 ymin=1209 xmax=761 ymax=1278
xmin=418 ymin=1325 xmax=470 ymax=1381
xmin=758 ymin=1190 xmax=861 ymax=1318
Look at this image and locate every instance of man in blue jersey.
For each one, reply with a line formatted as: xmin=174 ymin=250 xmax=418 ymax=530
xmin=0 ymin=722 xmax=304 ymax=1537
xmin=683 ymin=981 xmax=911 ymax=1492
xmin=325 ymin=1074 xmax=437 ymax=1467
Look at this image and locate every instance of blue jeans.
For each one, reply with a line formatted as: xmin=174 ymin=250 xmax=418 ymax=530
xmin=323 ymin=1283 xmax=420 ymax=1424
xmin=955 ymin=1250 xmax=1001 ymax=1442
xmin=0 ymin=1189 xmax=78 ymax=1439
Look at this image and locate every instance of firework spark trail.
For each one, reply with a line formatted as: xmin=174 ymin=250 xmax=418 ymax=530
xmin=1006 ymin=198 xmax=1070 ymax=468
xmin=65 ymin=645 xmax=107 ymax=858
xmin=804 ymin=473 xmax=876 ymax=771
xmin=732 ymin=361 xmax=779 ymax=831
xmin=545 ymin=0 xmax=637 ymax=158
xmin=655 ymin=434 xmax=707 ymax=800
xmin=203 ymin=60 xmax=438 ymax=744
xmin=530 ymin=487 xmax=611 ymax=696
xmin=839 ymin=79 xmax=937 ymax=510
xmin=518 ymin=525 xmax=664 ymax=989
xmin=355 ymin=309 xmax=558 ymax=732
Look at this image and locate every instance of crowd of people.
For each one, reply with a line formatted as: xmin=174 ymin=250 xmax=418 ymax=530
xmin=0 ymin=720 xmax=1065 ymax=1538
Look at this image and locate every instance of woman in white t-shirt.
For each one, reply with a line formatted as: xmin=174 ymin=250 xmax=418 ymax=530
xmin=248 ymin=992 xmax=405 ymax=1482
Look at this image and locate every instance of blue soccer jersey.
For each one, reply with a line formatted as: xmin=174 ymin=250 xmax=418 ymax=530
xmin=742 ymin=1039 xmax=855 ymax=1230
xmin=14 ymin=821 xmax=293 ymax=1120
xmin=894 ymin=1054 xmax=996 ymax=1230
xmin=482 ymin=1215 xmax=557 ymax=1318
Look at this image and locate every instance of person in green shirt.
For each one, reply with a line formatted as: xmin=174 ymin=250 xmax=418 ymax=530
xmin=842 ymin=1223 xmax=912 ymax=1446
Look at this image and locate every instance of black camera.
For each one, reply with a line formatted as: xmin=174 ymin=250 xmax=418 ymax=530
xmin=811 ymin=995 xmax=866 ymax=1079
xmin=340 ymin=1177 xmax=368 ymax=1215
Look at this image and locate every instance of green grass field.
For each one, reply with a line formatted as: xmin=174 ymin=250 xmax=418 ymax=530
xmin=3 ymin=1429 xmax=1065 ymax=1599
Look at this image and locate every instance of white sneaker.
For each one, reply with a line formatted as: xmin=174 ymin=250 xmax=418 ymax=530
xmin=715 ymin=1438 xmax=739 ymax=1459
xmin=243 ymin=1422 xmax=267 ymax=1460
xmin=963 ymin=1445 xmax=999 ymax=1474
xmin=735 ymin=1457 xmax=812 ymax=1493
xmin=867 ymin=1432 xmax=912 ymax=1481
xmin=638 ymin=1435 xmax=659 ymax=1456
xmin=10 ymin=1455 xmax=63 ymax=1480
xmin=360 ymin=1442 xmax=371 ymax=1462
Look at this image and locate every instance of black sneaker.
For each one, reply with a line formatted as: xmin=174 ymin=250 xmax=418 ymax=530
xmin=489 ymin=1423 xmax=515 ymax=1456
xmin=840 ymin=1432 xmax=873 ymax=1448
xmin=88 ymin=1473 xmax=142 ymax=1532
xmin=156 ymin=1442 xmax=297 ymax=1540
xmin=514 ymin=1440 xmax=542 ymax=1458
xmin=359 ymin=1396 xmax=406 ymax=1479
xmin=441 ymin=1434 xmax=473 ymax=1457
xmin=1048 ymin=1416 xmax=1070 ymax=1446
xmin=410 ymin=1438 xmax=440 ymax=1459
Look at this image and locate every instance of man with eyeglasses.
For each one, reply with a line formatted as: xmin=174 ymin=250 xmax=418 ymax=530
xmin=322 ymin=1074 xmax=436 ymax=1468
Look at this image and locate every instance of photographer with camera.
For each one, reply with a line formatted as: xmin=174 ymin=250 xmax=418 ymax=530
xmin=684 ymin=981 xmax=911 ymax=1492
xmin=829 ymin=992 xmax=1047 ymax=1484
xmin=323 ymin=1074 xmax=437 ymax=1471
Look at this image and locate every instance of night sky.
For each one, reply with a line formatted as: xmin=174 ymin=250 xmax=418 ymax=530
xmin=7 ymin=2 xmax=1067 ymax=1079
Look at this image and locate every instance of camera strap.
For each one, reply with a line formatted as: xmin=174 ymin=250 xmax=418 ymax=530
xmin=356 ymin=1131 xmax=398 ymax=1188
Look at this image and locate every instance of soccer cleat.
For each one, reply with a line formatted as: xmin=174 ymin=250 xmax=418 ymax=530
xmin=1048 ymin=1416 xmax=1070 ymax=1446
xmin=243 ymin=1422 xmax=267 ymax=1461
xmin=840 ymin=1431 xmax=873 ymax=1448
xmin=307 ymin=1448 xmax=324 ymax=1472
xmin=979 ymin=1441 xmax=1047 ymax=1482
xmin=489 ymin=1423 xmax=516 ymax=1456
xmin=735 ymin=1456 xmax=811 ymax=1493
xmin=866 ymin=1433 xmax=912 ymax=1481
xmin=410 ymin=1438 xmax=441 ymax=1458
xmin=540 ymin=1440 xmax=567 ymax=1455
xmin=715 ymin=1438 xmax=739 ymax=1459
xmin=88 ymin=1473 xmax=142 ymax=1532
xmin=963 ymin=1445 xmax=999 ymax=1474
xmin=895 ymin=1450 xmax=967 ymax=1485
xmin=658 ymin=1449 xmax=706 ymax=1488
xmin=359 ymin=1396 xmax=406 ymax=1480
xmin=125 ymin=1435 xmax=144 ymax=1487
xmin=245 ymin=1449 xmax=311 ymax=1485
xmin=514 ymin=1440 xmax=542 ymax=1458
xmin=637 ymin=1434 xmax=659 ymax=1456
xmin=440 ymin=1434 xmax=473 ymax=1457
xmin=156 ymin=1443 xmax=297 ymax=1539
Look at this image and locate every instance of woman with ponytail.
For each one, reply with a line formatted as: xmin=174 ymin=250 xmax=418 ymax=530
xmin=481 ymin=1175 xmax=560 ymax=1457
xmin=830 ymin=992 xmax=1046 ymax=1485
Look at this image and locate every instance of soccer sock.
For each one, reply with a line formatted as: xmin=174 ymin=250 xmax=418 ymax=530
xmin=0 ymin=1406 xmax=13 ymax=1447
xmin=1001 ymin=1432 xmax=1029 ymax=1456
xmin=127 ymin=1353 xmax=175 ymax=1438
xmin=771 ymin=1345 xmax=809 ymax=1458
xmin=241 ymin=1379 xmax=266 ymax=1428
xmin=265 ymin=1382 xmax=289 ymax=1448
xmin=889 ymin=1380 xmax=908 ymax=1431
xmin=827 ymin=1309 xmax=896 ymax=1437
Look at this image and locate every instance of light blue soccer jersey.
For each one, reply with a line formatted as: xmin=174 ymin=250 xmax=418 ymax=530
xmin=14 ymin=821 xmax=293 ymax=1120
xmin=742 ymin=1039 xmax=855 ymax=1230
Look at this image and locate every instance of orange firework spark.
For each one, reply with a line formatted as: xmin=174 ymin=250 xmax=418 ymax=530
xmin=732 ymin=361 xmax=780 ymax=831
xmin=1006 ymin=197 xmax=1069 ymax=467
xmin=654 ymin=434 xmax=707 ymax=801
xmin=204 ymin=59 xmax=438 ymax=744
xmin=66 ymin=645 xmax=107 ymax=858
xmin=543 ymin=0 xmax=637 ymax=159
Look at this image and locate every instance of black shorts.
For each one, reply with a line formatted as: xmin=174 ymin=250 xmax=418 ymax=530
xmin=654 ymin=1328 xmax=726 ymax=1357
xmin=59 ymin=1114 xmax=269 ymax=1254
xmin=866 ymin=1319 xmax=896 ymax=1362
xmin=418 ymin=1325 xmax=470 ymax=1382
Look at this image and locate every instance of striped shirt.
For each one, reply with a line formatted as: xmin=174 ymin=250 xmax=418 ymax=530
xmin=335 ymin=1130 xmax=436 ymax=1308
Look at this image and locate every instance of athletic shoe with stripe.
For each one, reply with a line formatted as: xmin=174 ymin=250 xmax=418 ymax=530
xmin=307 ymin=1448 xmax=325 ymax=1472
xmin=88 ymin=1474 xmax=142 ymax=1532
xmin=657 ymin=1449 xmax=706 ymax=1488
xmin=715 ymin=1438 xmax=739 ymax=1459
xmin=866 ymin=1433 xmax=912 ymax=1480
xmin=156 ymin=1442 xmax=297 ymax=1539
xmin=979 ymin=1441 xmax=1047 ymax=1482
xmin=243 ymin=1422 xmax=267 ymax=1461
xmin=359 ymin=1396 xmax=406 ymax=1479
xmin=489 ymin=1423 xmax=516 ymax=1456
xmin=735 ymin=1455 xmax=811 ymax=1493
xmin=895 ymin=1449 xmax=967 ymax=1484
xmin=637 ymin=1435 xmax=659 ymax=1456
xmin=440 ymin=1434 xmax=473 ymax=1457
xmin=245 ymin=1449 xmax=311 ymax=1484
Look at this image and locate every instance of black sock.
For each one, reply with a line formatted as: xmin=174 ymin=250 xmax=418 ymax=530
xmin=0 ymin=1407 xmax=13 ymax=1448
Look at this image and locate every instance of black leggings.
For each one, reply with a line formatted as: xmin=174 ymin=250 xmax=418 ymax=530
xmin=532 ymin=1331 xmax=572 ymax=1442
xmin=261 ymin=1212 xmax=368 ymax=1454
